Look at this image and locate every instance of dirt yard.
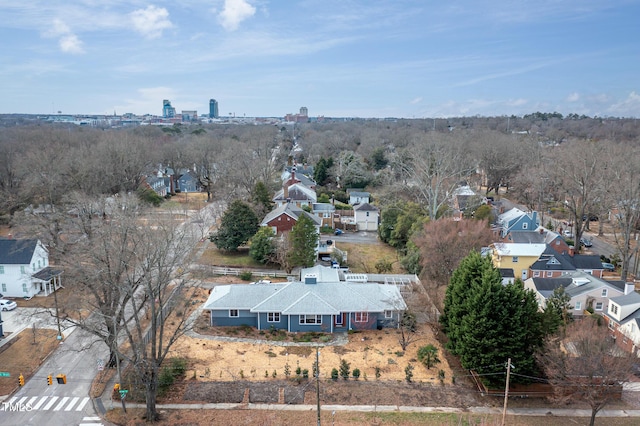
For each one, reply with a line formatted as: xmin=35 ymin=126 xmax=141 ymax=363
xmin=0 ymin=328 xmax=60 ymax=395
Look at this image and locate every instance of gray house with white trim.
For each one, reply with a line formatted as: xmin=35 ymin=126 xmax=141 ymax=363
xmin=204 ymin=266 xmax=407 ymax=332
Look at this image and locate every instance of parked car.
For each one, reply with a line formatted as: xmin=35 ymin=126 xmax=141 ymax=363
xmin=334 ymin=229 xmax=343 ymax=235
xmin=580 ymin=238 xmax=593 ymax=248
xmin=0 ymin=299 xmax=17 ymax=311
xmin=563 ymin=230 xmax=574 ymax=238
xmin=602 ymin=262 xmax=615 ymax=271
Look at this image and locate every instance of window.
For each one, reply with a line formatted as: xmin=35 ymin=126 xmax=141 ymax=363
xmin=533 ymin=271 xmax=540 ymax=277
xmin=0 ymin=266 xmax=4 ymax=274
xmin=20 ymin=266 xmax=26 ymax=274
xmin=229 ymin=309 xmax=239 ymax=317
xmin=546 ymin=271 xmax=553 ymax=277
xmin=522 ymin=223 xmax=528 ymax=230
xmin=22 ymin=283 xmax=28 ymax=293
xmin=299 ymin=315 xmax=322 ymax=325
xmin=601 ymin=289 xmax=608 ymax=297
xmin=335 ymin=314 xmax=343 ymax=325
xmin=574 ymin=301 xmax=582 ymax=310
xmin=366 ymin=212 xmax=370 ymax=217
xmin=608 ymin=321 xmax=615 ymax=330
xmin=512 ymin=256 xmax=519 ymax=263
xmin=32 ymin=263 xmax=35 ymax=271
xmin=354 ymin=312 xmax=369 ymax=323
xmin=267 ymin=312 xmax=280 ymax=322
xmin=1 ymin=284 xmax=6 ymax=293
xmin=595 ymin=302 xmax=604 ymax=311
xmin=611 ymin=304 xmax=619 ymax=315
xmin=384 ymin=310 xmax=393 ymax=319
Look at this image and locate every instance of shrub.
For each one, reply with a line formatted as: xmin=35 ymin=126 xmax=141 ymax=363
xmin=331 ymin=368 xmax=339 ymax=380
xmin=352 ymin=368 xmax=361 ymax=380
xmin=339 ymin=359 xmax=351 ymax=380
xmin=417 ymin=344 xmax=441 ymax=369
xmin=302 ymin=369 xmax=309 ymax=379
xmin=374 ymin=366 xmax=381 ymax=380
xmin=239 ymin=270 xmax=253 ymax=281
xmin=284 ymin=363 xmax=291 ymax=378
xmin=405 ymin=364 xmax=414 ymax=383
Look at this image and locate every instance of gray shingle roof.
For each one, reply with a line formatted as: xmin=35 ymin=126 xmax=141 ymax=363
xmin=0 ymin=239 xmax=38 ymax=264
xmin=204 ymin=267 xmax=406 ymax=315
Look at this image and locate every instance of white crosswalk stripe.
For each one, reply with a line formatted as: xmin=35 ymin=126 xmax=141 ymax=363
xmin=53 ymin=396 xmax=69 ymax=411
xmin=26 ymin=396 xmax=38 ymax=407
xmin=79 ymin=416 xmax=103 ymax=426
xmin=42 ymin=396 xmax=58 ymax=410
xmin=75 ymin=397 xmax=90 ymax=411
xmin=64 ymin=396 xmax=80 ymax=411
xmin=31 ymin=396 xmax=48 ymax=410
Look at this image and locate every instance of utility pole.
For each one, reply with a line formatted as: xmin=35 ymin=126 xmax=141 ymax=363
xmin=316 ymin=346 xmax=321 ymax=426
xmin=501 ymin=358 xmax=513 ymax=426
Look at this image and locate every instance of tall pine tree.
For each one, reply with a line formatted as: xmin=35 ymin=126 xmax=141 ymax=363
xmin=442 ymin=251 xmax=544 ymax=386
xmin=287 ymin=214 xmax=318 ymax=268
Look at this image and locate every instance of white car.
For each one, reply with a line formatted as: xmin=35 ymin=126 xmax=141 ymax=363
xmin=0 ymin=299 xmax=17 ymax=311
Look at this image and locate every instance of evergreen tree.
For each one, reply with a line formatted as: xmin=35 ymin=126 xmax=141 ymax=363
xmin=211 ymin=200 xmax=259 ymax=251
xmin=541 ymin=286 xmax=573 ymax=335
xmin=287 ymin=214 xmax=318 ymax=268
xmin=442 ymin=251 xmax=544 ymax=386
xmin=251 ymin=181 xmax=273 ymax=217
xmin=314 ymin=157 xmax=329 ymax=186
xmin=249 ymin=226 xmax=275 ymax=264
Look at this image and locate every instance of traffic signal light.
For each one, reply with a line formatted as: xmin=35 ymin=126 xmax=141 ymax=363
xmin=113 ymin=383 xmax=120 ymax=391
xmin=47 ymin=375 xmax=53 ymax=385
xmin=56 ymin=374 xmax=67 ymax=384
xmin=18 ymin=374 xmax=25 ymax=386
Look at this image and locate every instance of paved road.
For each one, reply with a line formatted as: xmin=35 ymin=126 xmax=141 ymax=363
xmin=1 ymin=326 xmax=108 ymax=426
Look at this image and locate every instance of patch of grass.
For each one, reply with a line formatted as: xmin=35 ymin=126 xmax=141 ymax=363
xmin=264 ymin=350 xmax=277 ymax=358
xmin=198 ymin=247 xmax=266 ymax=268
xmin=336 ymin=242 xmax=404 ymax=273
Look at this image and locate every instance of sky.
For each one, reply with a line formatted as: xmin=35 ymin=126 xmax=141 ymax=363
xmin=1 ymin=0 xmax=639 ymax=118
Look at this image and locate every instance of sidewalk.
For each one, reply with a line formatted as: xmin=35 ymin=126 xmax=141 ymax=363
xmin=96 ymin=399 xmax=640 ymax=418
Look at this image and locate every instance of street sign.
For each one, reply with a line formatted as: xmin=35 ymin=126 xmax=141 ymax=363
xmin=0 ymin=372 xmax=10 ymax=377
xmin=119 ymin=389 xmax=129 ymax=399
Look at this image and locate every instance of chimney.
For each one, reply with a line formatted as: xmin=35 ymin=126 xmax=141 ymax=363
xmin=625 ymin=282 xmax=636 ymax=295
xmin=283 ymin=182 xmax=289 ymax=199
xmin=568 ymin=245 xmax=575 ymax=256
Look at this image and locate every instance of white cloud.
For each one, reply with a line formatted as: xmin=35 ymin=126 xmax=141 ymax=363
xmin=410 ymin=97 xmax=422 ymax=104
xmin=46 ymin=18 xmax=84 ymax=54
xmin=607 ymin=91 xmax=640 ymax=117
xmin=59 ymin=34 xmax=84 ymax=54
xmin=130 ymin=5 xmax=173 ymax=39
xmin=566 ymin=92 xmax=580 ymax=102
xmin=218 ymin=0 xmax=256 ymax=31
xmin=114 ymin=86 xmax=178 ymax=115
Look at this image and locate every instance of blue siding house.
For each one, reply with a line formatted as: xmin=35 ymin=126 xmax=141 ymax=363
xmin=204 ymin=266 xmax=407 ymax=333
xmin=497 ymin=208 xmax=539 ymax=238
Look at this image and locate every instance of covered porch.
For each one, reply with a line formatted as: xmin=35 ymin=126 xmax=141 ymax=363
xmin=32 ymin=267 xmax=64 ymax=297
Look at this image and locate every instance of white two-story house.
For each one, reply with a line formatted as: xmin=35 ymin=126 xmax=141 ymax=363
xmin=0 ymin=239 xmax=62 ymax=298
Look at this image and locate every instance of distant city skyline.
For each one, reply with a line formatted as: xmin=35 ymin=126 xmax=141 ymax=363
xmin=1 ymin=1 xmax=639 ymax=118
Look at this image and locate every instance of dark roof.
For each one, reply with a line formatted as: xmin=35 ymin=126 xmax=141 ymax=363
xmin=499 ymin=268 xmax=515 ymax=278
xmin=530 ymin=246 xmax=604 ymax=271
xmin=0 ymin=239 xmax=38 ymax=264
xmin=509 ymin=231 xmax=545 ymax=244
xmin=32 ymin=267 xmax=63 ymax=281
xmin=531 ymin=277 xmax=573 ymax=292
xmin=353 ymin=203 xmax=378 ymax=212
xmin=571 ymin=254 xmax=603 ymax=269
xmin=605 ymin=280 xmax=626 ymax=292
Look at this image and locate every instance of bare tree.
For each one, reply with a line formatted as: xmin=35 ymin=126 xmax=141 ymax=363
xmin=552 ymin=140 xmax=609 ymax=250
xmin=57 ymin=194 xmax=197 ymax=421
xmin=403 ymin=133 xmax=475 ymax=220
xmin=537 ymin=317 xmax=635 ymax=426
xmin=606 ymin=142 xmax=640 ymax=280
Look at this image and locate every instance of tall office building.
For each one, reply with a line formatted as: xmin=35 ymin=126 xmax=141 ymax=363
xmin=162 ymin=100 xmax=176 ymax=118
xmin=299 ymin=106 xmax=308 ymax=117
xmin=209 ymin=99 xmax=219 ymax=118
